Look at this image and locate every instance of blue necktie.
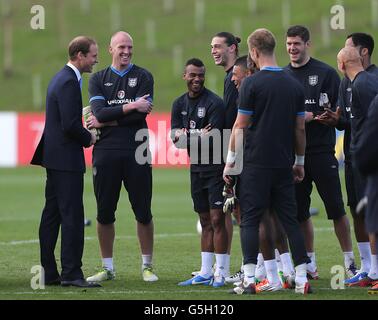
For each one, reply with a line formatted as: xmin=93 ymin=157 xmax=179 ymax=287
xmin=79 ymin=78 xmax=82 ymax=90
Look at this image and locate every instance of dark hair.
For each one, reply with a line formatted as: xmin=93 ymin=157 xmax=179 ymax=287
xmin=248 ymin=28 xmax=276 ymax=55
xmin=286 ymin=25 xmax=310 ymax=43
xmin=236 ymin=55 xmax=258 ymax=73
xmin=234 ymin=55 xmax=248 ymax=69
xmin=347 ymin=33 xmax=374 ymax=56
xmin=185 ymin=58 xmax=205 ymax=68
xmin=68 ymin=36 xmax=97 ymax=60
xmin=214 ymin=32 xmax=241 ymax=55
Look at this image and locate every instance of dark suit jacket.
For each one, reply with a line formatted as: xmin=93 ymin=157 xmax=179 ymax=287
xmin=31 ymin=65 xmax=92 ymax=172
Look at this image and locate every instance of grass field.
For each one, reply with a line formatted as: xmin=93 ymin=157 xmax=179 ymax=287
xmin=1 ymin=0 xmax=378 ymax=112
xmin=0 ymin=166 xmax=377 ymax=301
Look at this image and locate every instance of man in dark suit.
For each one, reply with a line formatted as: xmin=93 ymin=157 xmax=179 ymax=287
xmin=31 ymin=36 xmax=100 ymax=288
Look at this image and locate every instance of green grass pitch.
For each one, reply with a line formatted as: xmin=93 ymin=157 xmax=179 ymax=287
xmin=0 ymin=166 xmax=377 ymax=300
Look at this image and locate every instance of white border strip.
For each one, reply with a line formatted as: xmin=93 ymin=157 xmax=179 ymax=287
xmin=0 ymin=112 xmax=17 ymax=167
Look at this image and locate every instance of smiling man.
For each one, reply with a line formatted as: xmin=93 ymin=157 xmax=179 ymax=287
xmin=85 ymin=31 xmax=158 ymax=283
xmin=285 ymin=25 xmax=355 ymax=280
xmin=31 ymin=36 xmax=99 ymax=288
xmin=171 ymin=58 xmax=227 ymax=288
xmin=210 ymin=32 xmax=241 ymax=281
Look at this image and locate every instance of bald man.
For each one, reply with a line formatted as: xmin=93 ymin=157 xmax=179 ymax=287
xmin=85 ymin=31 xmax=158 ymax=283
xmin=336 ymin=46 xmax=378 ymax=287
xmin=337 ymin=46 xmax=378 ymax=173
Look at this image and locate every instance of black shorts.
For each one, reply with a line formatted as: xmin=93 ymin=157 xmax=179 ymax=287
xmin=344 ymin=161 xmax=358 ymax=210
xmin=92 ymin=149 xmax=152 ymax=225
xmin=190 ymin=170 xmax=224 ymax=213
xmin=365 ymin=173 xmax=378 ymax=233
xmin=295 ymin=153 xmax=346 ymax=222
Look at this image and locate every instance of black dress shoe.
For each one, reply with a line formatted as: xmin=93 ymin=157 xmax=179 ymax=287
xmin=61 ymin=279 xmax=101 ymax=288
xmin=45 ymin=277 xmax=61 ymax=286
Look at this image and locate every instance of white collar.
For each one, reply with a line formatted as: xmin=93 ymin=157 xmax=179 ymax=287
xmin=66 ymin=62 xmax=81 ymax=83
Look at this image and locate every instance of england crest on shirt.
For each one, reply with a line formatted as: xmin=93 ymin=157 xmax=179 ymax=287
xmin=197 ymin=107 xmax=206 ymax=118
xmin=308 ymin=75 xmax=318 ymax=86
xmin=128 ymin=78 xmax=137 ymax=87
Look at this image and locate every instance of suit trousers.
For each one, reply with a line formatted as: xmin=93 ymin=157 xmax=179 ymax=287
xmin=39 ymin=169 xmax=85 ymax=281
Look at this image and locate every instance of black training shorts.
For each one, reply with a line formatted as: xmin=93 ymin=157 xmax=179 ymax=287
xmin=92 ymin=149 xmax=152 ymax=225
xmin=190 ymin=170 xmax=224 ymax=213
xmin=295 ymin=153 xmax=346 ymax=222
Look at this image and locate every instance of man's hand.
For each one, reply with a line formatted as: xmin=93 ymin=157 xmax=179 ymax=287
xmin=172 ymin=128 xmax=187 ymax=144
xmin=223 ymin=162 xmax=235 ymax=185
xmin=86 ymin=114 xmax=104 ymax=129
xmin=314 ymin=107 xmax=342 ymax=127
xmin=222 ymin=181 xmax=237 ymax=214
xmin=134 ymin=94 xmax=153 ymax=113
xmin=200 ymin=124 xmax=212 ymax=136
xmin=293 ymin=164 xmax=305 ymax=183
xmin=83 ymin=106 xmax=101 ymax=141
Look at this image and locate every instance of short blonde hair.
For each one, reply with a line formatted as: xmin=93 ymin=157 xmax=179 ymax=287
xmin=247 ymin=28 xmax=276 ymax=55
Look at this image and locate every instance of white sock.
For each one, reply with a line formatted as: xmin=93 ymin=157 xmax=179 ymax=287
xmin=224 ymin=254 xmax=230 ymax=277
xmin=142 ymin=254 xmax=153 ymax=268
xmin=257 ymin=253 xmax=264 ymax=266
xmin=102 ymin=258 xmax=114 ymax=271
xmin=280 ymin=252 xmax=295 ymax=276
xmin=199 ymin=252 xmax=214 ymax=277
xmin=215 ymin=253 xmax=228 ymax=277
xmin=264 ymin=259 xmax=281 ymax=285
xmin=295 ymin=263 xmax=307 ymax=286
xmin=275 ymin=249 xmax=283 ymax=273
xmin=368 ymin=255 xmax=378 ymax=280
xmin=243 ymin=263 xmax=256 ymax=284
xmin=256 ymin=253 xmax=266 ymax=280
xmin=307 ymin=252 xmax=317 ymax=272
xmin=343 ymin=251 xmax=355 ymax=269
xmin=240 ymin=257 xmax=244 ymax=272
xmin=357 ymin=242 xmax=372 ymax=273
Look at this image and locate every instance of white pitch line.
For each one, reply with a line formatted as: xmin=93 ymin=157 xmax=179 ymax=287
xmin=0 ymin=228 xmax=335 ymax=246
xmin=0 ymin=233 xmax=197 ymax=246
